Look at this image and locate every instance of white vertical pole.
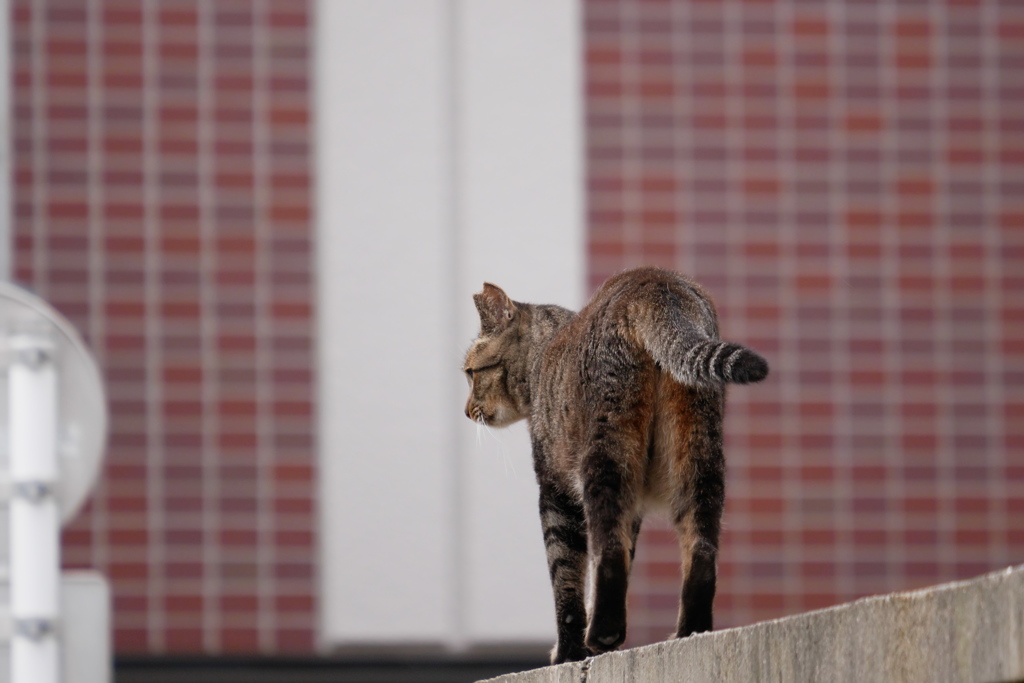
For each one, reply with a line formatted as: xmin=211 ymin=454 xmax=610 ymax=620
xmin=9 ymin=334 xmax=60 ymax=683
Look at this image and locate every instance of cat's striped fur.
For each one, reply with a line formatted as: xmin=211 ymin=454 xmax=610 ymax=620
xmin=463 ymin=267 xmax=768 ymax=663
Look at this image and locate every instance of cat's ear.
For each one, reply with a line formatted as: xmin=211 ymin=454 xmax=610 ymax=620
xmin=473 ymin=283 xmax=516 ymax=335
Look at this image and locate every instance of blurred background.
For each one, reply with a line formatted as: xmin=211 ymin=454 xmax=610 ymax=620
xmin=5 ymin=0 xmax=1023 ymax=680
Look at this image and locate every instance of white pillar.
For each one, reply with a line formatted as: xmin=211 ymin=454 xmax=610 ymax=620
xmin=316 ymin=0 xmax=582 ymax=649
xmin=316 ymin=0 xmax=459 ymax=646
xmin=455 ymin=0 xmax=583 ymax=642
xmin=9 ymin=334 xmax=60 ymax=683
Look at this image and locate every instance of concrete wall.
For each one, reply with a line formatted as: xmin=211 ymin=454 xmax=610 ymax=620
xmin=480 ymin=564 xmax=1024 ymax=683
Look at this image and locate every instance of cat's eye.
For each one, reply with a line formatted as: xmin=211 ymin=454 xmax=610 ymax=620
xmin=466 ymin=362 xmax=499 ymax=378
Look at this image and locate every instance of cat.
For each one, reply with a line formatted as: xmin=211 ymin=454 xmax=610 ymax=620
xmin=463 ymin=266 xmax=769 ymax=664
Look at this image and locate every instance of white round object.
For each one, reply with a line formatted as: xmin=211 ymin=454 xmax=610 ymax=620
xmin=0 ymin=283 xmax=108 ymax=525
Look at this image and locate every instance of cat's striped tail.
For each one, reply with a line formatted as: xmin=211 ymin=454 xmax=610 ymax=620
xmin=632 ymin=305 xmax=769 ymax=386
xmin=623 ymin=271 xmax=769 ymax=387
xmin=672 ymin=340 xmax=769 ymax=386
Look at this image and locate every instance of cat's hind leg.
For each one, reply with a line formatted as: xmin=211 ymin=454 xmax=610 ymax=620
xmin=673 ymin=499 xmax=721 ymax=636
xmin=538 ymin=478 xmax=590 ymax=664
xmin=579 ymin=430 xmax=646 ymax=654
xmin=669 ymin=387 xmax=725 ymax=638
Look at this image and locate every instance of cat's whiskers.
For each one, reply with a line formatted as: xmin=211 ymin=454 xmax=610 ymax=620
xmin=468 ymin=412 xmax=518 ymax=479
xmin=476 ymin=419 xmax=518 ymax=479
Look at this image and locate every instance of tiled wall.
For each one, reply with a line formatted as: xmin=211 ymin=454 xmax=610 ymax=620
xmin=11 ymin=0 xmax=1023 ymax=659
xmin=585 ymin=0 xmax=1024 ymax=646
xmin=12 ymin=0 xmax=316 ymax=654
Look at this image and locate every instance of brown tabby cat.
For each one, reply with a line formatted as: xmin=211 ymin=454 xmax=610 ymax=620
xmin=463 ymin=266 xmax=769 ymax=663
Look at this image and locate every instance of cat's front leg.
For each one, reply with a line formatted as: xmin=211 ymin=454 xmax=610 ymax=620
xmin=538 ymin=478 xmax=589 ymax=664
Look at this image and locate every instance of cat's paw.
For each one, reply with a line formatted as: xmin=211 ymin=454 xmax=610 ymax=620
xmin=584 ymin=619 xmax=626 ymax=654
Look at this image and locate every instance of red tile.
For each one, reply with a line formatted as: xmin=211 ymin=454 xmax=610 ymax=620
xmin=166 ymin=629 xmax=204 ymax=652
xmin=276 ymin=530 xmax=313 ymax=547
xmin=160 ymin=8 xmax=197 ymax=26
xmin=955 ymin=529 xmax=990 ymax=545
xmin=275 ymin=629 xmax=315 ymax=652
xmin=276 ymin=595 xmax=314 ymax=613
xmin=115 ymin=629 xmax=149 ymax=654
xmin=165 ymin=595 xmax=203 ymax=613
xmin=109 ymin=563 xmax=149 ymax=581
xmin=221 ymin=530 xmax=258 ymax=547
xmin=221 ymin=595 xmax=259 ymax=612
xmin=115 ymin=595 xmax=149 ymax=614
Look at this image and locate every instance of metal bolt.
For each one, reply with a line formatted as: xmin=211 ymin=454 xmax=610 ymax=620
xmin=14 ymin=618 xmax=57 ymax=641
xmin=14 ymin=346 xmax=51 ymax=369
xmin=13 ymin=481 xmax=54 ymax=502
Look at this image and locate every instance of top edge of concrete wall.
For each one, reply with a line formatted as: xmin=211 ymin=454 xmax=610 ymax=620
xmin=480 ymin=564 xmax=1024 ymax=683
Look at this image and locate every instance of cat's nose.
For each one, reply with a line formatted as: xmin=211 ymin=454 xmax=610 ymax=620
xmin=465 ymin=406 xmax=471 ymax=418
